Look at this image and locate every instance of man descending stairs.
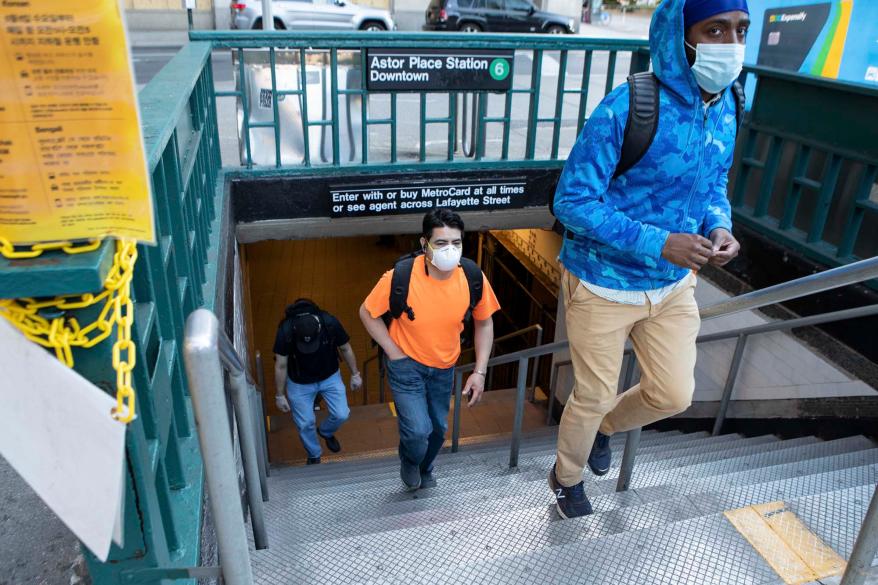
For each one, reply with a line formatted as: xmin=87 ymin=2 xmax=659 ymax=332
xmin=248 ymin=428 xmax=878 ymax=584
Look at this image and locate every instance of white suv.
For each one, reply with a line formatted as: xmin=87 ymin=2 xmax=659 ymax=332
xmin=231 ymin=0 xmax=396 ymax=31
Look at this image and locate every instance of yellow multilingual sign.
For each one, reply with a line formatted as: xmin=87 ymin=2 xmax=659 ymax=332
xmin=0 ymin=0 xmax=155 ymax=245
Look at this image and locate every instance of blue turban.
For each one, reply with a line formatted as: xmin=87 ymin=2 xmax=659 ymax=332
xmin=683 ymin=0 xmax=749 ymax=29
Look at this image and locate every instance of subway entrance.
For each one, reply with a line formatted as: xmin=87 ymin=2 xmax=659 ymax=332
xmin=242 ymin=228 xmax=561 ymax=464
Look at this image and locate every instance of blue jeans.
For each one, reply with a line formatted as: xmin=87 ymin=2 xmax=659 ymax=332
xmin=286 ymin=370 xmax=350 ymax=459
xmin=385 ymin=357 xmax=454 ymax=473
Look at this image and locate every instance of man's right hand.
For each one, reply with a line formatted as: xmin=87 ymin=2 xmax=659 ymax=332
xmin=275 ymin=394 xmax=291 ymax=413
xmin=661 ymin=233 xmax=714 ymax=270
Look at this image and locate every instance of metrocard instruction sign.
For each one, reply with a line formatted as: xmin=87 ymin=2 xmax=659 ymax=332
xmin=0 ymin=0 xmax=155 ymax=245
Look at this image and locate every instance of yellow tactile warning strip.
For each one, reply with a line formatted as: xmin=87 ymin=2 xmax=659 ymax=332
xmin=724 ymin=501 xmax=846 ymax=585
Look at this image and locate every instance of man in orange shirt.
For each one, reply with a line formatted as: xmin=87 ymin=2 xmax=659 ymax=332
xmin=360 ymin=209 xmax=500 ymax=491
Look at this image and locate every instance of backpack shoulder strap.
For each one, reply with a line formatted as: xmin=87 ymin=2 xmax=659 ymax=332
xmin=731 ymin=80 xmax=745 ymax=133
xmin=613 ymin=71 xmax=660 ymax=180
xmin=459 ymin=257 xmax=484 ymax=322
xmin=389 ymin=255 xmax=417 ymax=321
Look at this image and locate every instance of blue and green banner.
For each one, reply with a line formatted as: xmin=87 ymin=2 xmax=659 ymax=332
xmin=747 ymin=0 xmax=878 ymax=86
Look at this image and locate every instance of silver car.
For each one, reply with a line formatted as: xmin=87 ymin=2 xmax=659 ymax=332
xmin=231 ymin=0 xmax=396 ymax=31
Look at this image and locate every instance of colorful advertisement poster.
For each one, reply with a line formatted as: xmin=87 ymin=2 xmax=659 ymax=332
xmin=0 ymin=0 xmax=155 ymax=245
xmin=747 ymin=0 xmax=878 ymax=87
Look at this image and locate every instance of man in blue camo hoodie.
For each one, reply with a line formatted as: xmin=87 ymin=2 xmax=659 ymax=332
xmin=548 ymin=0 xmax=749 ymax=519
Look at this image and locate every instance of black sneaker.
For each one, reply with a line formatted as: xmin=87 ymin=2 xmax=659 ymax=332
xmin=306 ymin=456 xmax=321 ymax=465
xmin=548 ymin=464 xmax=593 ymax=519
xmin=420 ymin=470 xmax=437 ymax=489
xmin=587 ymin=431 xmax=612 ymax=476
xmin=400 ymin=461 xmax=421 ymax=492
xmin=318 ymin=431 xmax=341 ymax=453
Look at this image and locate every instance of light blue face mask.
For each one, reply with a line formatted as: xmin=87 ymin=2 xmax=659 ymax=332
xmin=685 ymin=41 xmax=746 ymax=95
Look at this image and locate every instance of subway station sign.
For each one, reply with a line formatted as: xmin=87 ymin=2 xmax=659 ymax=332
xmin=366 ymin=48 xmax=514 ymax=92
xmin=329 ymin=178 xmax=527 ymax=218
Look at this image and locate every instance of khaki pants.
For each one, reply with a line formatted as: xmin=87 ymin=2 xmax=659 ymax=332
xmin=555 ymin=270 xmax=700 ymax=487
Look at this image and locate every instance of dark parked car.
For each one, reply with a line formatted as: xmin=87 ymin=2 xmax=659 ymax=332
xmin=424 ymin=0 xmax=575 ymax=33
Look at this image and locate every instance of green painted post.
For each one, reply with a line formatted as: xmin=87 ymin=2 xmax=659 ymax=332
xmin=330 ymin=49 xmax=341 ymax=166
xmin=838 ymin=165 xmax=877 ymax=259
xmin=237 ymin=48 xmax=253 ymax=168
xmin=754 ymin=136 xmax=784 ymax=218
xmin=807 ymin=153 xmax=843 ymax=243
xmin=419 ymin=93 xmax=427 ymax=162
xmin=604 ymin=50 xmax=617 ymax=96
xmin=731 ymin=130 xmax=758 ymax=207
xmin=269 ymin=48 xmax=282 ymax=167
xmin=447 ymin=93 xmax=457 ymax=161
xmin=390 ymin=92 xmax=398 ymax=163
xmin=299 ymin=49 xmax=313 ymax=167
xmin=779 ymin=144 xmax=813 ymax=230
xmin=475 ymin=91 xmax=488 ymax=161
xmin=550 ymin=50 xmax=568 ymax=159
xmin=576 ymin=50 xmax=593 ymax=134
xmin=525 ymin=49 xmax=543 ymax=160
xmin=501 ymin=81 xmax=513 ymax=160
xmin=360 ymin=50 xmax=369 ymax=165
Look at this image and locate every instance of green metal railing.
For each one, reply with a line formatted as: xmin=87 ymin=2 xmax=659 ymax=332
xmin=190 ymin=31 xmax=650 ymax=170
xmin=0 ymin=41 xmax=224 ymax=584
xmin=732 ymin=66 xmax=878 ymax=272
xmin=88 ymin=41 xmax=224 ymax=584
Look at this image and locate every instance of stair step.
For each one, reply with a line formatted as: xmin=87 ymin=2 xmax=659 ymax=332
xmin=251 ymin=464 xmax=878 ymax=584
xmin=614 ymin=435 xmax=873 ymax=493
xmin=267 ymin=426 xmax=572 ymax=478
xmin=275 ymin=435 xmax=764 ymax=514
xmin=273 ymin=432 xmax=738 ymax=495
xmin=359 ymin=484 xmax=876 ymax=585
xmin=635 ymin=440 xmax=878 ymax=503
xmin=268 ymin=429 xmax=682 ymax=485
xmin=273 ymin=440 xmax=876 ymax=542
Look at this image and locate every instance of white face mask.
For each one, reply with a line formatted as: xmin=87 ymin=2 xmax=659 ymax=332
xmin=427 ymin=242 xmax=462 ymax=272
xmin=685 ymin=42 xmax=746 ymax=95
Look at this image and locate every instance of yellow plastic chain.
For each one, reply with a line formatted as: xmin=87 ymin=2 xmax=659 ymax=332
xmin=0 ymin=238 xmax=138 ymax=423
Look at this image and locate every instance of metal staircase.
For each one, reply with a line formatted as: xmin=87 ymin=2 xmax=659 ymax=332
xmin=179 ymin=258 xmax=878 ymax=585
xmin=247 ymin=428 xmax=877 ymax=584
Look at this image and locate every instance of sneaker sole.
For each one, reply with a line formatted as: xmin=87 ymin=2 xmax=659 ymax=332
xmin=555 ymin=502 xmax=571 ymax=520
xmin=587 ymin=461 xmax=610 ymax=476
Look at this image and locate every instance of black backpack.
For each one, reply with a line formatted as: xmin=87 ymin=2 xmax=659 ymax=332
xmin=550 ymin=72 xmax=746 ymax=235
xmin=382 ymin=251 xmax=484 ymax=328
xmin=279 ymin=300 xmax=331 ymax=376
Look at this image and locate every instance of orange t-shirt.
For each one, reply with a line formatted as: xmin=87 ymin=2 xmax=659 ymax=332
xmin=363 ymin=255 xmax=501 ymax=369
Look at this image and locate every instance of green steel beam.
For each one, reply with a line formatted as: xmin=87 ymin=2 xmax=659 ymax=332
xmin=189 ymin=30 xmax=649 ymax=52
xmin=0 ymin=240 xmax=114 ymax=298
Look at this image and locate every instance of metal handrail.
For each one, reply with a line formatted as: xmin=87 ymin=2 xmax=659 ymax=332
xmin=544 ymin=303 xmax=878 ymax=428
xmin=254 ymin=351 xmax=271 ymax=480
xmin=451 ymin=256 xmax=878 ymax=585
xmin=183 ymin=309 xmax=270 ymax=585
xmin=493 ymin=324 xmax=543 ymax=401
xmin=361 ymin=352 xmax=383 ymax=405
xmin=461 ymin=323 xmax=544 ymax=399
